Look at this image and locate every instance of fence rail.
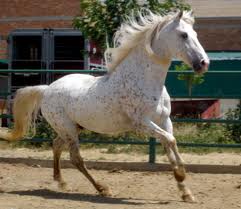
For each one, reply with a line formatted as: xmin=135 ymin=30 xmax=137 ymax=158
xmin=0 ymin=68 xmax=241 ymax=163
xmin=0 ymin=69 xmax=241 ymax=73
xmin=1 ymin=137 xmax=241 ymax=164
xmin=0 ymin=69 xmax=107 ymax=73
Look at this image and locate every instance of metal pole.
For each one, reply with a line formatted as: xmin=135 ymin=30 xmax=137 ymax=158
xmin=149 ymin=137 xmax=156 ymax=163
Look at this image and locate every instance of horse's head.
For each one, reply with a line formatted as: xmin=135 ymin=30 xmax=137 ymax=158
xmin=147 ymin=11 xmax=209 ymax=74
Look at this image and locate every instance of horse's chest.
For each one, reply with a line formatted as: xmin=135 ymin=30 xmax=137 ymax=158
xmin=121 ymin=84 xmax=161 ymax=111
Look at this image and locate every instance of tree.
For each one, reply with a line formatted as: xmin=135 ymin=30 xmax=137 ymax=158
xmin=175 ymin=63 xmax=205 ymax=96
xmin=73 ymin=0 xmax=190 ymax=52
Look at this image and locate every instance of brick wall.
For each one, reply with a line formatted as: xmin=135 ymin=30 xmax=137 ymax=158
xmin=0 ymin=1 xmax=240 ymax=60
xmin=0 ymin=0 xmax=79 ymax=18
xmin=0 ymin=0 xmax=80 ymax=59
xmin=195 ymin=17 xmax=241 ymax=51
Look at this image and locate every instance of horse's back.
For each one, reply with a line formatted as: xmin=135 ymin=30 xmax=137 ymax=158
xmin=40 ymin=74 xmax=98 ymax=129
xmin=41 ymin=73 xmax=98 ymax=112
xmin=49 ymin=73 xmax=98 ymax=89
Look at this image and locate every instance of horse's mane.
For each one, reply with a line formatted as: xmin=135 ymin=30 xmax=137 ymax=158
xmin=104 ymin=10 xmax=194 ymax=72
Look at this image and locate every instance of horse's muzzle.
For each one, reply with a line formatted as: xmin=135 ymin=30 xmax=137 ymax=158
xmin=193 ymin=59 xmax=209 ymax=74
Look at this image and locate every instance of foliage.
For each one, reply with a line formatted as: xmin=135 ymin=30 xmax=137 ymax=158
xmin=10 ymin=116 xmax=241 ymax=154
xmin=12 ymin=117 xmax=56 ymax=148
xmin=73 ymin=0 xmax=190 ymax=51
xmin=34 ymin=117 xmax=56 ymax=140
xmin=175 ymin=63 xmax=205 ymax=96
xmin=173 ymin=122 xmax=239 ymax=153
xmin=225 ymin=103 xmax=241 ymax=143
xmin=174 ymin=123 xmax=232 ymax=145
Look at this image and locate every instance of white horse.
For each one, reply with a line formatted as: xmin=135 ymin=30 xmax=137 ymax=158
xmin=0 ymin=10 xmax=209 ymax=202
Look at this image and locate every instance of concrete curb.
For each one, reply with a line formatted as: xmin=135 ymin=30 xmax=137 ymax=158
xmin=0 ymin=157 xmax=241 ymax=174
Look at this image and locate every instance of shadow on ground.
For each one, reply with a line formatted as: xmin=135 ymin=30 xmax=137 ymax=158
xmin=1 ymin=189 xmax=179 ymax=205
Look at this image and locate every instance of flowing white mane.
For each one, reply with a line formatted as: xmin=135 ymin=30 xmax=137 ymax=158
xmin=104 ymin=10 xmax=194 ymax=72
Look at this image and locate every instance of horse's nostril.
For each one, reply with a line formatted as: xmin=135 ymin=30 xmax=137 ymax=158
xmin=200 ymin=59 xmax=206 ymax=66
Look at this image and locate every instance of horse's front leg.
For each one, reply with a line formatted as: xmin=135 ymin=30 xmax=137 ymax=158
xmin=134 ymin=117 xmax=195 ymax=203
xmin=160 ymin=117 xmax=195 ymax=202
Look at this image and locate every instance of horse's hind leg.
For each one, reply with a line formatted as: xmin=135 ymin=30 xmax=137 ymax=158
xmin=42 ymin=105 xmax=110 ymax=196
xmin=68 ymin=139 xmax=111 ymax=196
xmin=53 ymin=136 xmax=67 ymax=189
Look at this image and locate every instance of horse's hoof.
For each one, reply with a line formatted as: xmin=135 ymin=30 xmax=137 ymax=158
xmin=58 ymin=181 xmax=68 ymax=191
xmin=182 ymin=194 xmax=196 ymax=203
xmin=100 ymin=188 xmax=112 ymax=197
xmin=96 ymin=183 xmax=112 ymax=197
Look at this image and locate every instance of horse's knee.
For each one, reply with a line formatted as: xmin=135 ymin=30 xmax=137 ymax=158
xmin=168 ymin=135 xmax=177 ymax=146
xmin=161 ymin=131 xmax=176 ymax=146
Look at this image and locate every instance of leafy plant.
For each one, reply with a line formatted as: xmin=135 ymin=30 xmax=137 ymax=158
xmin=34 ymin=116 xmax=56 ymax=140
xmin=225 ymin=103 xmax=241 ymax=143
xmin=175 ymin=63 xmax=205 ymax=96
xmin=73 ymin=0 xmax=190 ymax=51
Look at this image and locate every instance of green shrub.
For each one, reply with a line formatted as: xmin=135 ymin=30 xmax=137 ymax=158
xmin=10 ymin=114 xmax=240 ymax=153
xmin=174 ymin=123 xmax=232 ymax=144
xmin=34 ymin=117 xmax=56 ymax=140
xmin=225 ymin=103 xmax=241 ymax=143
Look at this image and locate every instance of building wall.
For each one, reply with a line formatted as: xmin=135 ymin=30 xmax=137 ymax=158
xmin=195 ymin=17 xmax=241 ymax=51
xmin=0 ymin=1 xmax=240 ymax=60
xmin=0 ymin=0 xmax=79 ymax=18
xmin=186 ymin=0 xmax=241 ymax=18
xmin=0 ymin=0 xmax=80 ymax=60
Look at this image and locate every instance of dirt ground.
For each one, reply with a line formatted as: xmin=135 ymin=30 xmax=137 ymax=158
xmin=0 ymin=162 xmax=241 ymax=209
xmin=0 ymin=146 xmax=241 ymax=209
xmin=0 ymin=145 xmax=241 ymax=165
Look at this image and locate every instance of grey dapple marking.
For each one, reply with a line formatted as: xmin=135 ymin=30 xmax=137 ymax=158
xmin=0 ymin=10 xmax=209 ymax=202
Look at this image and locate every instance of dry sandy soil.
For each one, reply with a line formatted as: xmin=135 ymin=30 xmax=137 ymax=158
xmin=0 ymin=145 xmax=241 ymax=165
xmin=0 ymin=163 xmax=241 ymax=209
xmin=0 ymin=146 xmax=241 ymax=209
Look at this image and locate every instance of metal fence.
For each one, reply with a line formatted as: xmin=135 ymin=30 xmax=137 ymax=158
xmin=0 ymin=69 xmax=241 ymax=163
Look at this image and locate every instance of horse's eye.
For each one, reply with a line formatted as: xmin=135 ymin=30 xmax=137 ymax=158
xmin=181 ymin=32 xmax=188 ymax=40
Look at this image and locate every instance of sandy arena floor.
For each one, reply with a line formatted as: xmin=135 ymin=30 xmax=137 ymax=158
xmin=0 ymin=163 xmax=241 ymax=209
xmin=0 ymin=146 xmax=241 ymax=209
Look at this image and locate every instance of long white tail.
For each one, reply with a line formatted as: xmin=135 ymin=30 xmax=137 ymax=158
xmin=0 ymin=85 xmax=48 ymax=141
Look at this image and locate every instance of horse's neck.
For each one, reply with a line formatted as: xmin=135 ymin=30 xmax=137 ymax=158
xmin=116 ymin=44 xmax=171 ymax=88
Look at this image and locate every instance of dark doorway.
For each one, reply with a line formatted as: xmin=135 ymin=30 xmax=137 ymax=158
xmin=11 ymin=35 xmax=43 ymax=91
xmin=51 ymin=35 xmax=85 ymax=80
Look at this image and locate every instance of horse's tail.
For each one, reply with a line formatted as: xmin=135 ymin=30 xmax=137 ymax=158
xmin=0 ymin=85 xmax=49 ymax=141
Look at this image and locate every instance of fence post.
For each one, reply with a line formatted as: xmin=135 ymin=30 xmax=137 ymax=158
xmin=149 ymin=137 xmax=156 ymax=163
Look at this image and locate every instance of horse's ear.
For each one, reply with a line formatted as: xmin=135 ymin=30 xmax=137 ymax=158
xmin=185 ymin=10 xmax=194 ymax=18
xmin=175 ymin=10 xmax=183 ymax=21
xmin=189 ymin=10 xmax=194 ymax=17
xmin=184 ymin=10 xmax=195 ymax=25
